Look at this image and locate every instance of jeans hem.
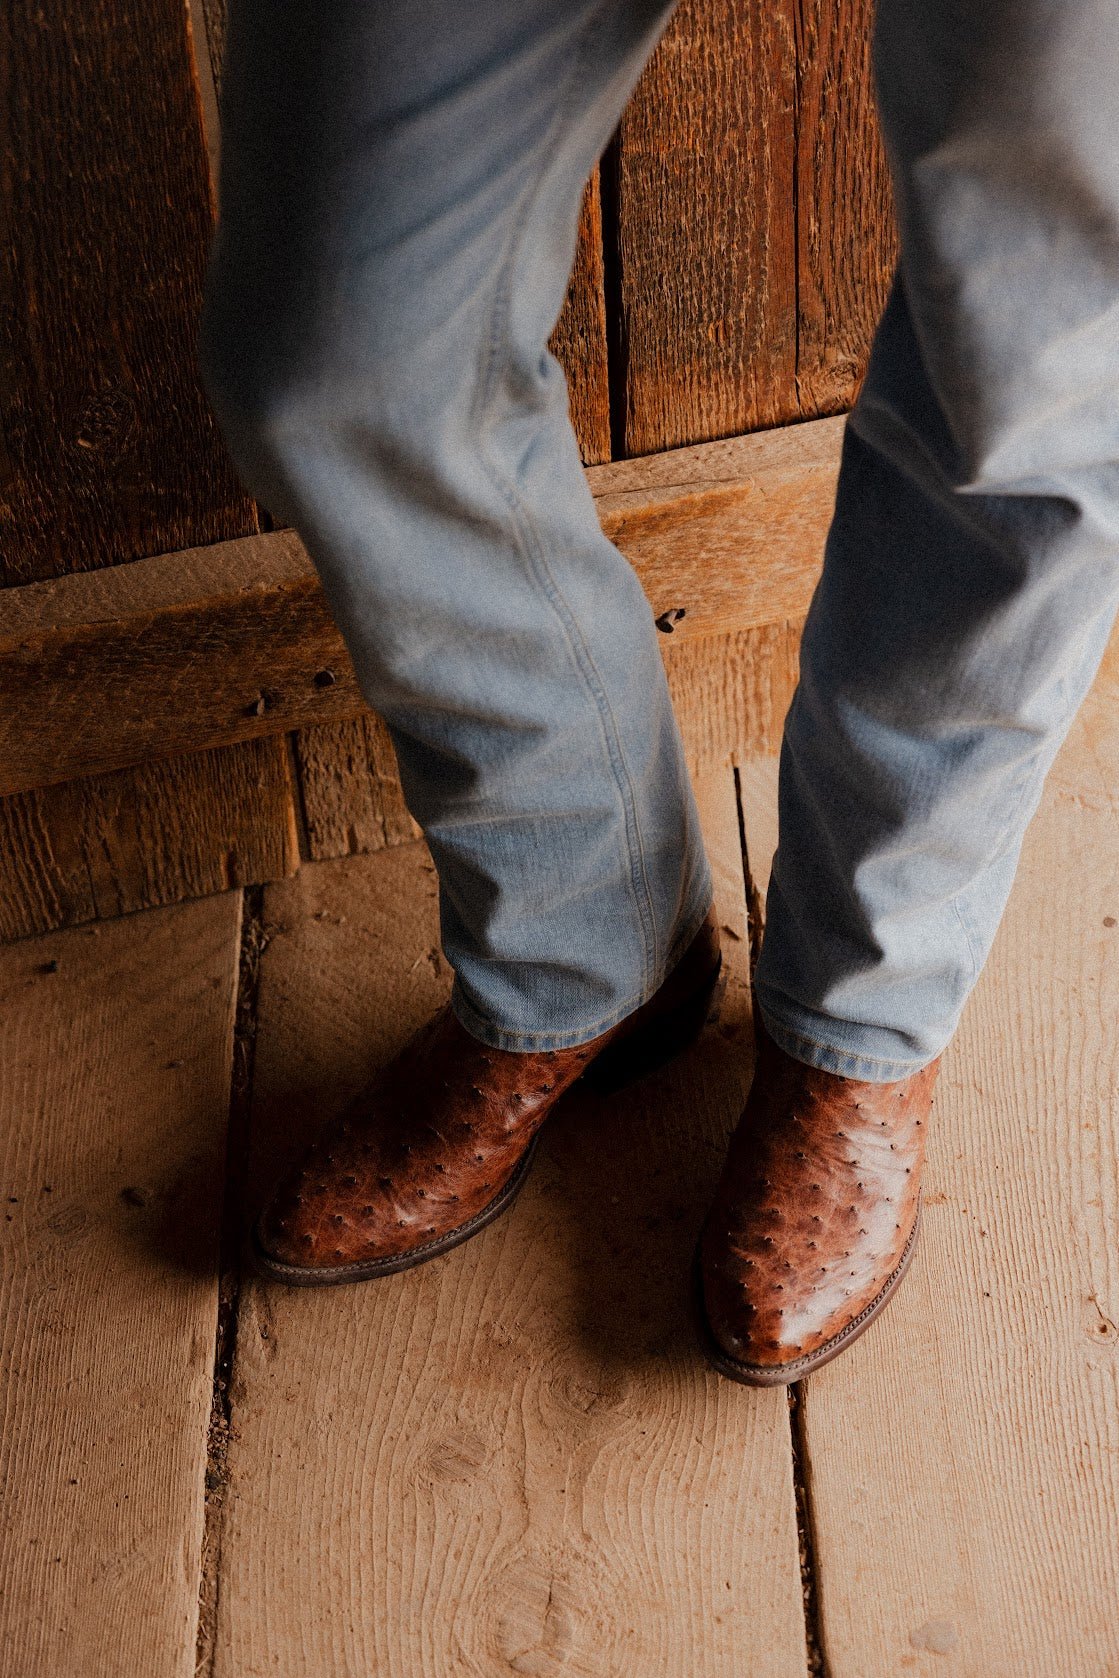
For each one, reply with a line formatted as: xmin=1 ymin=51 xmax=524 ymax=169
xmin=755 ymin=1001 xmax=946 ymax=1084
xmin=448 ymin=877 xmax=715 ymax=1054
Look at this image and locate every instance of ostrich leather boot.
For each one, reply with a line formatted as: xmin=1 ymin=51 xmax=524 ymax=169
xmin=252 ymin=908 xmax=723 ymax=1285
xmin=696 ymin=1009 xmax=942 ymax=1385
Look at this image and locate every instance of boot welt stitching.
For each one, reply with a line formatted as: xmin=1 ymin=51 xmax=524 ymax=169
xmin=252 ymin=1137 xmax=541 ymax=1282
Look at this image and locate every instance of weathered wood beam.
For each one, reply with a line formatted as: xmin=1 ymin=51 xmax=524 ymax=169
xmin=0 ymin=415 xmax=843 ymax=797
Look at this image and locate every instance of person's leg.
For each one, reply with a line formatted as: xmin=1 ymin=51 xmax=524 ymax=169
xmin=753 ymin=0 xmax=1119 ymax=1082
xmin=700 ymin=0 xmax=1119 ymax=1383
xmin=197 ymin=0 xmax=711 ymax=1054
xmin=200 ymin=0 xmax=727 ymax=1284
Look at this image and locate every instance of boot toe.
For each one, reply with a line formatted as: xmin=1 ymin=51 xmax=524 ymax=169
xmin=697 ymin=1207 xmax=923 ymax=1385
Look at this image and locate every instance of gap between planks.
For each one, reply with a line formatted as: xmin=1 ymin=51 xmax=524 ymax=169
xmin=194 ymin=885 xmax=270 ymax=1677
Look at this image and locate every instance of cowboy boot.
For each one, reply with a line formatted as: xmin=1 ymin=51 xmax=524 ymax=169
xmin=695 ymin=1009 xmax=942 ymax=1384
xmin=252 ymin=907 xmax=724 ymax=1285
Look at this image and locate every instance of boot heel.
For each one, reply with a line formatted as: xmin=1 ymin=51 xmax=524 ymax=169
xmin=582 ymin=956 xmax=726 ymax=1097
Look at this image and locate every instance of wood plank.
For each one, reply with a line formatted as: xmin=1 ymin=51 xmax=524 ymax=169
xmin=793 ymin=0 xmax=897 ymax=417
xmin=613 ymin=0 xmax=798 ymax=454
xmin=294 ymin=714 xmax=419 ymax=863
xmin=197 ymin=0 xmax=229 ymax=113
xmin=212 ymin=774 xmax=807 ymax=1677
xmin=0 ymin=0 xmax=256 ymax=585
xmin=0 ymin=0 xmax=302 ymax=949
xmin=736 ymin=757 xmax=781 ymax=899
xmin=0 ymin=528 xmax=362 ymax=797
xmin=665 ymin=621 xmax=800 ymax=771
xmin=0 ymin=736 xmax=298 ymax=941
xmin=190 ymin=0 xmax=224 ymax=196
xmin=0 ymin=891 xmax=242 ymax=1674
xmin=592 ymin=418 xmax=840 ymax=638
xmin=741 ymin=633 xmax=1119 ymax=1675
xmin=0 ymin=418 xmax=840 ymax=798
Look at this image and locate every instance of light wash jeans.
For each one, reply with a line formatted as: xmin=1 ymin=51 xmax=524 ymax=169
xmin=198 ymin=0 xmax=1119 ymax=1078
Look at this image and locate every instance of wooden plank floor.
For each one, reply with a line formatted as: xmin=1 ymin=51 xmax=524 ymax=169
xmin=0 ymin=893 xmax=241 ymax=1677
xmin=212 ymin=772 xmax=807 ymax=1678
xmin=3 ymin=653 xmax=1119 ymax=1675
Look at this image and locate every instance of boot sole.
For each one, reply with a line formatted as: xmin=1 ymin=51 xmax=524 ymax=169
xmin=250 ymin=952 xmax=724 ymax=1287
xmin=692 ymin=1201 xmax=922 ymax=1387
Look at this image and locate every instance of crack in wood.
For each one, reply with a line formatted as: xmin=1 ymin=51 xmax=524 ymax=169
xmin=789 ymin=1383 xmax=831 ymax=1678
xmin=194 ymin=884 xmax=268 ymax=1677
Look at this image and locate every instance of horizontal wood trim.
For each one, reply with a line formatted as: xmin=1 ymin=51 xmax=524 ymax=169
xmin=590 ymin=411 xmax=842 ymax=634
xmin=0 ymin=415 xmax=843 ymax=797
xmin=0 ymin=735 xmax=299 ymax=942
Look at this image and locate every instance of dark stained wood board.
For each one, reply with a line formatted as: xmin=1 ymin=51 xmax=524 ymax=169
xmin=0 ymin=0 xmax=258 ymax=585
xmin=612 ymin=0 xmax=799 ymax=454
xmin=294 ymin=713 xmax=419 ymax=862
xmin=548 ymin=169 xmax=613 ymax=466
xmin=793 ymin=0 xmax=897 ymax=417
xmin=0 ymin=0 xmax=302 ymax=947
xmin=612 ymin=0 xmax=897 ymax=452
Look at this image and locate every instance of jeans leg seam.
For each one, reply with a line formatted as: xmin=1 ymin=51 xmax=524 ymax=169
xmin=466 ymin=0 xmax=662 ymax=995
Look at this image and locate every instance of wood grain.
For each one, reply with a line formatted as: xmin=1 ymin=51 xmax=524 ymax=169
xmin=736 ymin=756 xmax=781 ymax=905
xmin=665 ymin=622 xmax=801 ymax=772
xmin=740 ymin=633 xmax=1119 ymax=1676
xmin=0 ymin=736 xmax=298 ymax=941
xmin=610 ymin=0 xmax=895 ymax=447
xmin=793 ymin=0 xmax=897 ymax=417
xmin=0 ymin=892 xmax=241 ymax=1675
xmin=0 ymin=419 xmax=839 ymax=798
xmin=211 ymin=774 xmax=807 ymax=1677
xmin=0 ymin=528 xmax=362 ymax=796
xmin=591 ymin=415 xmax=841 ymax=637
xmin=0 ymin=0 xmax=256 ymax=584
xmin=613 ymin=0 xmax=798 ymax=454
xmin=295 ymin=714 xmax=419 ymax=862
xmin=0 ymin=0 xmax=305 ymax=946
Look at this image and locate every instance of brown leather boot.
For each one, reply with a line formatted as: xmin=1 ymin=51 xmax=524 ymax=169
xmin=252 ymin=908 xmax=724 ymax=1285
xmin=695 ymin=1010 xmax=941 ymax=1385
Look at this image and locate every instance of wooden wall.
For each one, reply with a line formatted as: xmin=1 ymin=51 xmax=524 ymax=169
xmin=0 ymin=0 xmax=895 ymax=938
